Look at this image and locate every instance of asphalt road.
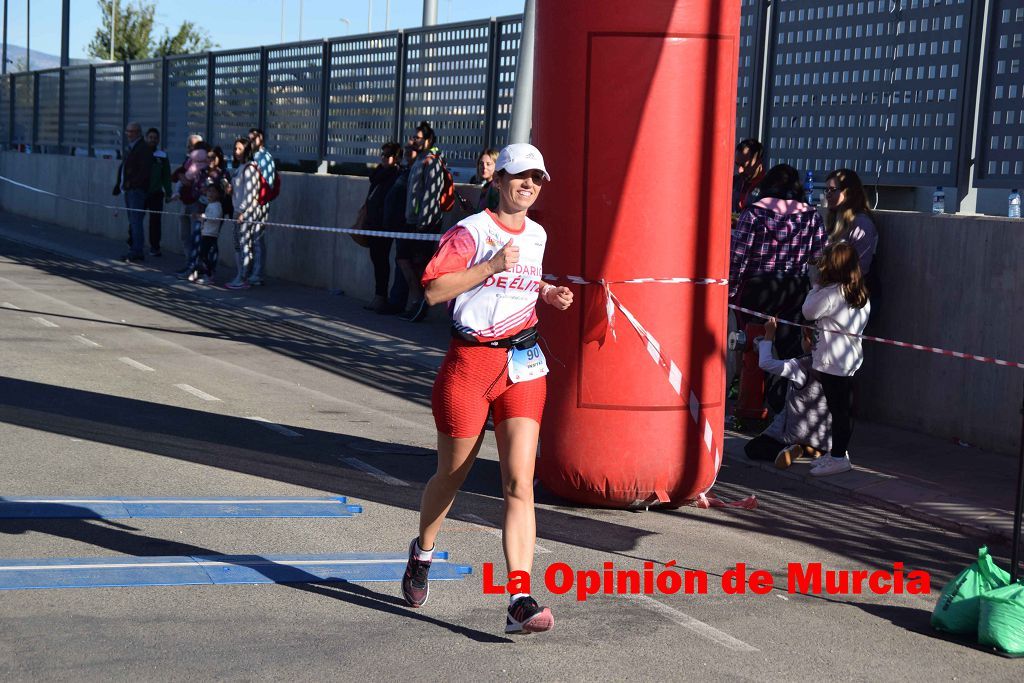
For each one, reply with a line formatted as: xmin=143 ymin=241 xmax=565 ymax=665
xmin=0 ymin=236 xmax=1018 ymax=681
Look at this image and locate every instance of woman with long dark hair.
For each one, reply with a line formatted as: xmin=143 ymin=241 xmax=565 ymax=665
xmin=225 ymin=138 xmax=261 ymax=290
xmin=823 ymin=168 xmax=879 ymax=275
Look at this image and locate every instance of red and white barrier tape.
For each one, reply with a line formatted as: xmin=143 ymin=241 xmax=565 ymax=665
xmin=595 ymin=282 xmax=757 ymax=510
xmin=0 ymin=174 xmax=441 ymax=242
xmin=729 ymin=303 xmax=1024 ymax=370
xmin=544 ymin=274 xmax=730 ymax=287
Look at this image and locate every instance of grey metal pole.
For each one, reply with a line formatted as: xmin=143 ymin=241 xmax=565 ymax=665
xmin=60 ymin=0 xmax=69 ymax=67
xmin=24 ymin=0 xmax=28 ymax=71
xmin=508 ymin=0 xmax=536 ymax=144
xmin=110 ymin=1 xmax=115 ymax=61
xmin=368 ymin=0 xmax=372 ymax=32
xmin=385 ymin=0 xmax=390 ymax=30
xmin=422 ymin=0 xmax=437 ymax=26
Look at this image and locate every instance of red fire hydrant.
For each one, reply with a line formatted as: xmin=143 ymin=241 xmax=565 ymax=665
xmin=734 ymin=322 xmax=768 ymax=420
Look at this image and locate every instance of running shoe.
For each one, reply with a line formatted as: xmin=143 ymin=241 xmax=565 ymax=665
xmin=401 ymin=538 xmax=431 ymax=608
xmin=505 ymin=595 xmax=554 ymax=634
xmin=224 ymin=279 xmax=251 ymax=290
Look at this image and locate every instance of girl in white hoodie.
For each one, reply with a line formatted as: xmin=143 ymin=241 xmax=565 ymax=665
xmin=801 ymin=242 xmax=871 ymax=476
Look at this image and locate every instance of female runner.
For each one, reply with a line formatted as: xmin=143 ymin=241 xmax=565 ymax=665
xmin=401 ymin=143 xmax=573 ymax=634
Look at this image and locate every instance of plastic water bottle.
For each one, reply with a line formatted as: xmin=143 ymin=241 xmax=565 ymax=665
xmin=1009 ymin=189 xmax=1021 ymax=218
xmin=805 ymin=171 xmax=815 ymax=206
xmin=931 ymin=187 xmax=945 ymax=214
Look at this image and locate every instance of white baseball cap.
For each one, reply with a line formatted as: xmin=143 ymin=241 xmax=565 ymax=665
xmin=495 ymin=143 xmax=551 ymax=181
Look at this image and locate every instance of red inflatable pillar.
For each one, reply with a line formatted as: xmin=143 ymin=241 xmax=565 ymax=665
xmin=534 ymin=1 xmax=740 ymax=507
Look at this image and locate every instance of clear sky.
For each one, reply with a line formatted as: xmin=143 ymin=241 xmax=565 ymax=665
xmin=3 ymin=0 xmax=527 ymax=60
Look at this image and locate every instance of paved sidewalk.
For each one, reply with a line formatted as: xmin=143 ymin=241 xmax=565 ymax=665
xmin=1 ymin=210 xmax=1020 ymax=544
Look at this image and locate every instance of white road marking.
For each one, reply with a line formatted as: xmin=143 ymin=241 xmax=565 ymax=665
xmin=1 ymin=302 xmax=21 ymax=309
xmin=0 ymin=558 xmax=448 ymax=572
xmin=247 ymin=416 xmax=303 ymax=438
xmin=464 ymin=513 xmax=552 ymax=554
xmin=71 ymin=335 xmax=101 ymax=348
xmin=174 ymin=384 xmax=222 ymax=402
xmin=31 ymin=316 xmax=59 ymax=328
xmin=340 ymin=457 xmax=409 ymax=487
xmin=118 ymin=357 xmax=155 ymax=372
xmin=626 ymin=595 xmax=760 ymax=652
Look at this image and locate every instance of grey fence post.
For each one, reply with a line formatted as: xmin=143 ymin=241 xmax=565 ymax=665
xmin=122 ymin=61 xmax=130 ymax=139
xmin=160 ymin=56 xmax=168 ymax=143
xmin=87 ymin=66 xmax=95 ymax=157
xmin=7 ymin=76 xmax=14 ymax=149
xmin=955 ymin=0 xmax=991 ymax=210
xmin=58 ymin=67 xmax=66 ymax=151
xmin=393 ymin=30 xmax=407 ymax=144
xmin=205 ymin=53 xmax=215 ymax=140
xmin=483 ymin=18 xmax=501 ymax=148
xmin=31 ymin=71 xmax=39 ymax=148
xmin=317 ymin=39 xmax=331 ymax=165
xmin=258 ymin=46 xmax=268 ymax=132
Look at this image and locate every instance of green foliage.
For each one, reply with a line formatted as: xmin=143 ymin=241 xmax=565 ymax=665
xmin=154 ymin=22 xmax=215 ymax=57
xmin=87 ymin=1 xmax=216 ymax=62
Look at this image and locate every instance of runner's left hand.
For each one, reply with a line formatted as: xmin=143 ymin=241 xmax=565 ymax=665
xmin=544 ymin=285 xmax=573 ymax=310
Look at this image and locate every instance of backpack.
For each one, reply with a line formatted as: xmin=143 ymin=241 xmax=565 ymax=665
xmin=426 ymin=153 xmax=456 ymax=212
xmin=257 ymin=171 xmax=281 ymax=206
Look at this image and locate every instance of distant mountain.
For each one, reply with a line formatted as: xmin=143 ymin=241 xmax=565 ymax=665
xmin=3 ymin=44 xmax=91 ymax=71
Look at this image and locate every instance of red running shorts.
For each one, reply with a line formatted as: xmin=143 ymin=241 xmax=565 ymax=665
xmin=432 ymin=339 xmax=547 ymax=438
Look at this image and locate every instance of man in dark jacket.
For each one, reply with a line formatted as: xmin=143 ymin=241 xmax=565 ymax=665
xmin=144 ymin=127 xmax=172 ymax=256
xmin=112 ymin=122 xmax=153 ymax=261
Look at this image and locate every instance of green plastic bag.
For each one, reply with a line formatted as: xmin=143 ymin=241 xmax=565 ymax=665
xmin=978 ymin=582 xmax=1024 ymax=654
xmin=931 ymin=546 xmax=1011 ymax=635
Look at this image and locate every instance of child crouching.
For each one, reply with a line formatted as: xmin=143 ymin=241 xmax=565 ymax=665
xmin=744 ymin=317 xmax=832 ymax=468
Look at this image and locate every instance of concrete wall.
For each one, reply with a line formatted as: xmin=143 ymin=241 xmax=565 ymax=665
xmin=0 ymin=152 xmax=476 ymax=302
xmin=857 ymin=210 xmax=1024 ymax=454
xmin=0 ymin=152 xmax=1021 ymax=453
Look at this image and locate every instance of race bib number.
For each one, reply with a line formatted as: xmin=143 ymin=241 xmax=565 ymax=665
xmin=508 ymin=344 xmax=549 ymax=384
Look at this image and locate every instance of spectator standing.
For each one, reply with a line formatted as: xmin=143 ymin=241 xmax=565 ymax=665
xmin=733 ymin=138 xmax=765 ymax=215
xmin=171 ymin=134 xmax=205 ymax=273
xmin=400 ymin=121 xmax=447 ymax=322
xmin=361 ymin=141 xmax=403 ymax=312
xmin=248 ymin=128 xmax=276 ymax=286
xmin=472 ymin=148 xmax=500 ymax=212
xmin=379 ymin=142 xmax=418 ymax=314
xmin=111 ymin=122 xmax=153 ymax=262
xmin=823 ymin=168 xmax=879 ymax=275
xmin=801 ymin=242 xmax=871 ymax=477
xmin=226 ymin=138 xmax=262 ymax=290
xmin=729 ymin=163 xmax=826 ymax=358
xmin=191 ymin=184 xmax=225 ymax=285
xmin=143 ymin=128 xmax=171 ymax=256
xmin=175 ymin=145 xmax=211 ymax=279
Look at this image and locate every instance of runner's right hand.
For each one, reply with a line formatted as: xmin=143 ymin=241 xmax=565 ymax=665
xmin=489 ymin=241 xmax=519 ymax=273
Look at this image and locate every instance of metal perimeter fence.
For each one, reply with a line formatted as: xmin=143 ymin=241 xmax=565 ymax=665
xmin=0 ymin=2 xmax=1021 ymax=189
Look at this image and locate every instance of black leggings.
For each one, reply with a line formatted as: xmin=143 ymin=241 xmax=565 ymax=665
xmin=818 ymin=373 xmax=854 ymax=458
xmin=368 ymin=237 xmax=393 ymax=297
xmin=145 ymin=192 xmax=163 ymax=250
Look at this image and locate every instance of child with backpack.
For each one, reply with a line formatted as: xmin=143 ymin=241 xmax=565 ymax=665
xmin=801 ymin=242 xmax=871 ymax=477
xmin=744 ymin=318 xmax=831 ymax=468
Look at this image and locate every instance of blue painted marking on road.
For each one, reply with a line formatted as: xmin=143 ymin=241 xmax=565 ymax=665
xmin=0 ymin=497 xmax=359 ymax=519
xmin=0 ymin=553 xmax=468 ymax=590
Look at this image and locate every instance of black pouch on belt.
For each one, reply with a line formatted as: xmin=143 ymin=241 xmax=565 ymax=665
xmin=452 ymin=325 xmax=538 ymax=350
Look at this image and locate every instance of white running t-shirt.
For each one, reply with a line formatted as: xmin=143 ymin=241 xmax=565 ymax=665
xmin=422 ymin=209 xmax=547 ymax=343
